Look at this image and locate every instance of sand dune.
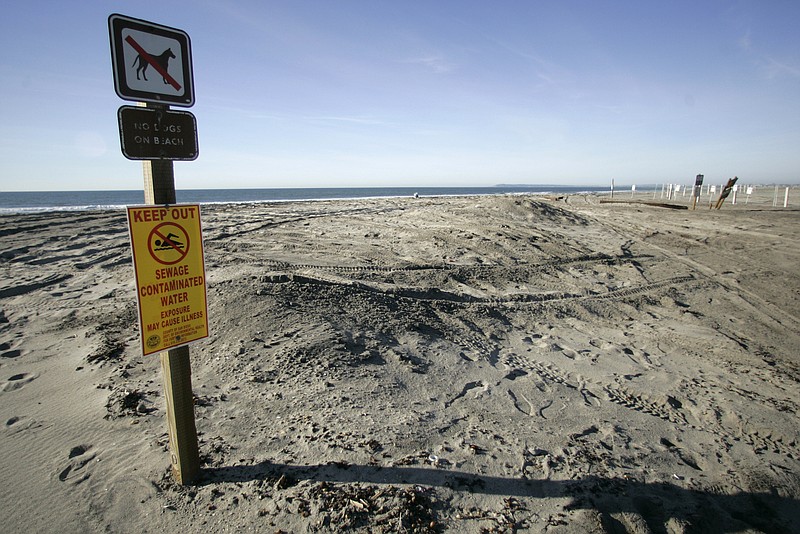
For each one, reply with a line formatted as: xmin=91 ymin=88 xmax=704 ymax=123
xmin=1 ymin=194 xmax=798 ymax=532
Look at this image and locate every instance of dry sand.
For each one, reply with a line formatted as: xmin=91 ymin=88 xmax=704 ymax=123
xmin=1 ymin=192 xmax=799 ymax=533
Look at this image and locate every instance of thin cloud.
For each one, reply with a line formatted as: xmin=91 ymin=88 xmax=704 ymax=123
xmin=489 ymin=38 xmax=571 ymax=90
xmin=224 ymin=108 xmax=389 ymax=126
xmin=400 ymin=54 xmax=456 ymax=74
xmin=738 ymin=30 xmax=752 ymax=51
xmin=735 ymin=29 xmax=799 ymax=80
xmin=306 ymin=115 xmax=386 ymax=125
xmin=761 ymin=56 xmax=800 ymax=79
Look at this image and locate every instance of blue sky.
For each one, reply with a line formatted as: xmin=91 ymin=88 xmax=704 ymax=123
xmin=1 ymin=1 xmax=798 ymax=191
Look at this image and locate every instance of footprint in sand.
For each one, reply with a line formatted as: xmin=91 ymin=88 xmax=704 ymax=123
xmin=58 ymin=445 xmax=95 ymax=484
xmin=4 ymin=415 xmax=42 ymax=433
xmin=444 ymin=381 xmax=488 ymax=407
xmin=2 ymin=372 xmax=37 ymax=392
xmin=0 ymin=340 xmax=23 ymax=359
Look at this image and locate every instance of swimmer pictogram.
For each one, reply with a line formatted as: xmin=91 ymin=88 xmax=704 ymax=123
xmin=148 ymin=222 xmax=190 ymax=265
xmin=154 ymin=232 xmax=184 ymax=251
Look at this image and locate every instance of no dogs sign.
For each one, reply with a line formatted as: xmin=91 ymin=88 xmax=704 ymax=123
xmin=128 ymin=204 xmax=208 ymax=355
xmin=109 ymin=13 xmax=195 ymax=107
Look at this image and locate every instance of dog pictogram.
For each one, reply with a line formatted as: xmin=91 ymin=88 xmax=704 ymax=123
xmin=132 ymin=48 xmax=176 ymax=84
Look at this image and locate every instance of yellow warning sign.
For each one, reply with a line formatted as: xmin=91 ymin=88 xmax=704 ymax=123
xmin=127 ymin=204 xmax=209 ymax=355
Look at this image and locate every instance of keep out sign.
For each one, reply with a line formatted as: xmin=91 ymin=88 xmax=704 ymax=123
xmin=127 ymin=204 xmax=209 ymax=355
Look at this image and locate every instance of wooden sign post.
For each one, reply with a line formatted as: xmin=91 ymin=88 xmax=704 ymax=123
xmin=111 ymin=14 xmax=201 ymax=485
xmin=692 ymin=174 xmax=704 ymax=210
xmin=142 ymin=134 xmax=201 ymax=484
xmin=713 ymin=177 xmax=738 ymax=210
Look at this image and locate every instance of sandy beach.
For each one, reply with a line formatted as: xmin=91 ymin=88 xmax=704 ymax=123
xmin=1 ymin=192 xmax=799 ymax=533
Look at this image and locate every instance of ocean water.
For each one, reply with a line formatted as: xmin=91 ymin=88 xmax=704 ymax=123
xmin=0 ymin=185 xmax=608 ymax=214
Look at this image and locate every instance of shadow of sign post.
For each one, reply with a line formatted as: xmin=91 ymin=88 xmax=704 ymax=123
xmin=200 ymin=460 xmax=799 ymax=532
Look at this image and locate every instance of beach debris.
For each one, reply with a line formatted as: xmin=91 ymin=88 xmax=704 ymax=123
xmin=105 ymin=388 xmax=153 ymax=419
xmin=569 ymin=425 xmax=600 ymax=441
xmin=86 ymin=336 xmax=126 ymax=364
xmin=453 ymin=497 xmax=535 ymax=531
xmin=392 ymin=451 xmax=432 ymax=467
xmin=361 ymin=438 xmax=383 ymax=453
xmin=426 ymin=454 xmax=451 ymax=467
xmin=198 ymin=435 xmax=233 ymax=468
xmin=599 ymin=199 xmax=689 ymax=210
xmin=274 ymin=473 xmax=293 ymax=490
xmin=468 ymin=443 xmax=487 ymax=455
xmin=305 ymin=482 xmax=439 ymax=532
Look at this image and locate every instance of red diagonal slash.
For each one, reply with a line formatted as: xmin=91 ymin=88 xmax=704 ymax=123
xmin=125 ymin=35 xmax=182 ymax=91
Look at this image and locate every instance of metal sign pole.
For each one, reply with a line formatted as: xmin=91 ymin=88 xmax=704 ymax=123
xmin=143 ymin=102 xmax=200 ymax=485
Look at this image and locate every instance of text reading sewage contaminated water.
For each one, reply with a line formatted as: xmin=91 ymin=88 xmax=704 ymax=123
xmin=127 ymin=204 xmax=209 ymax=356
